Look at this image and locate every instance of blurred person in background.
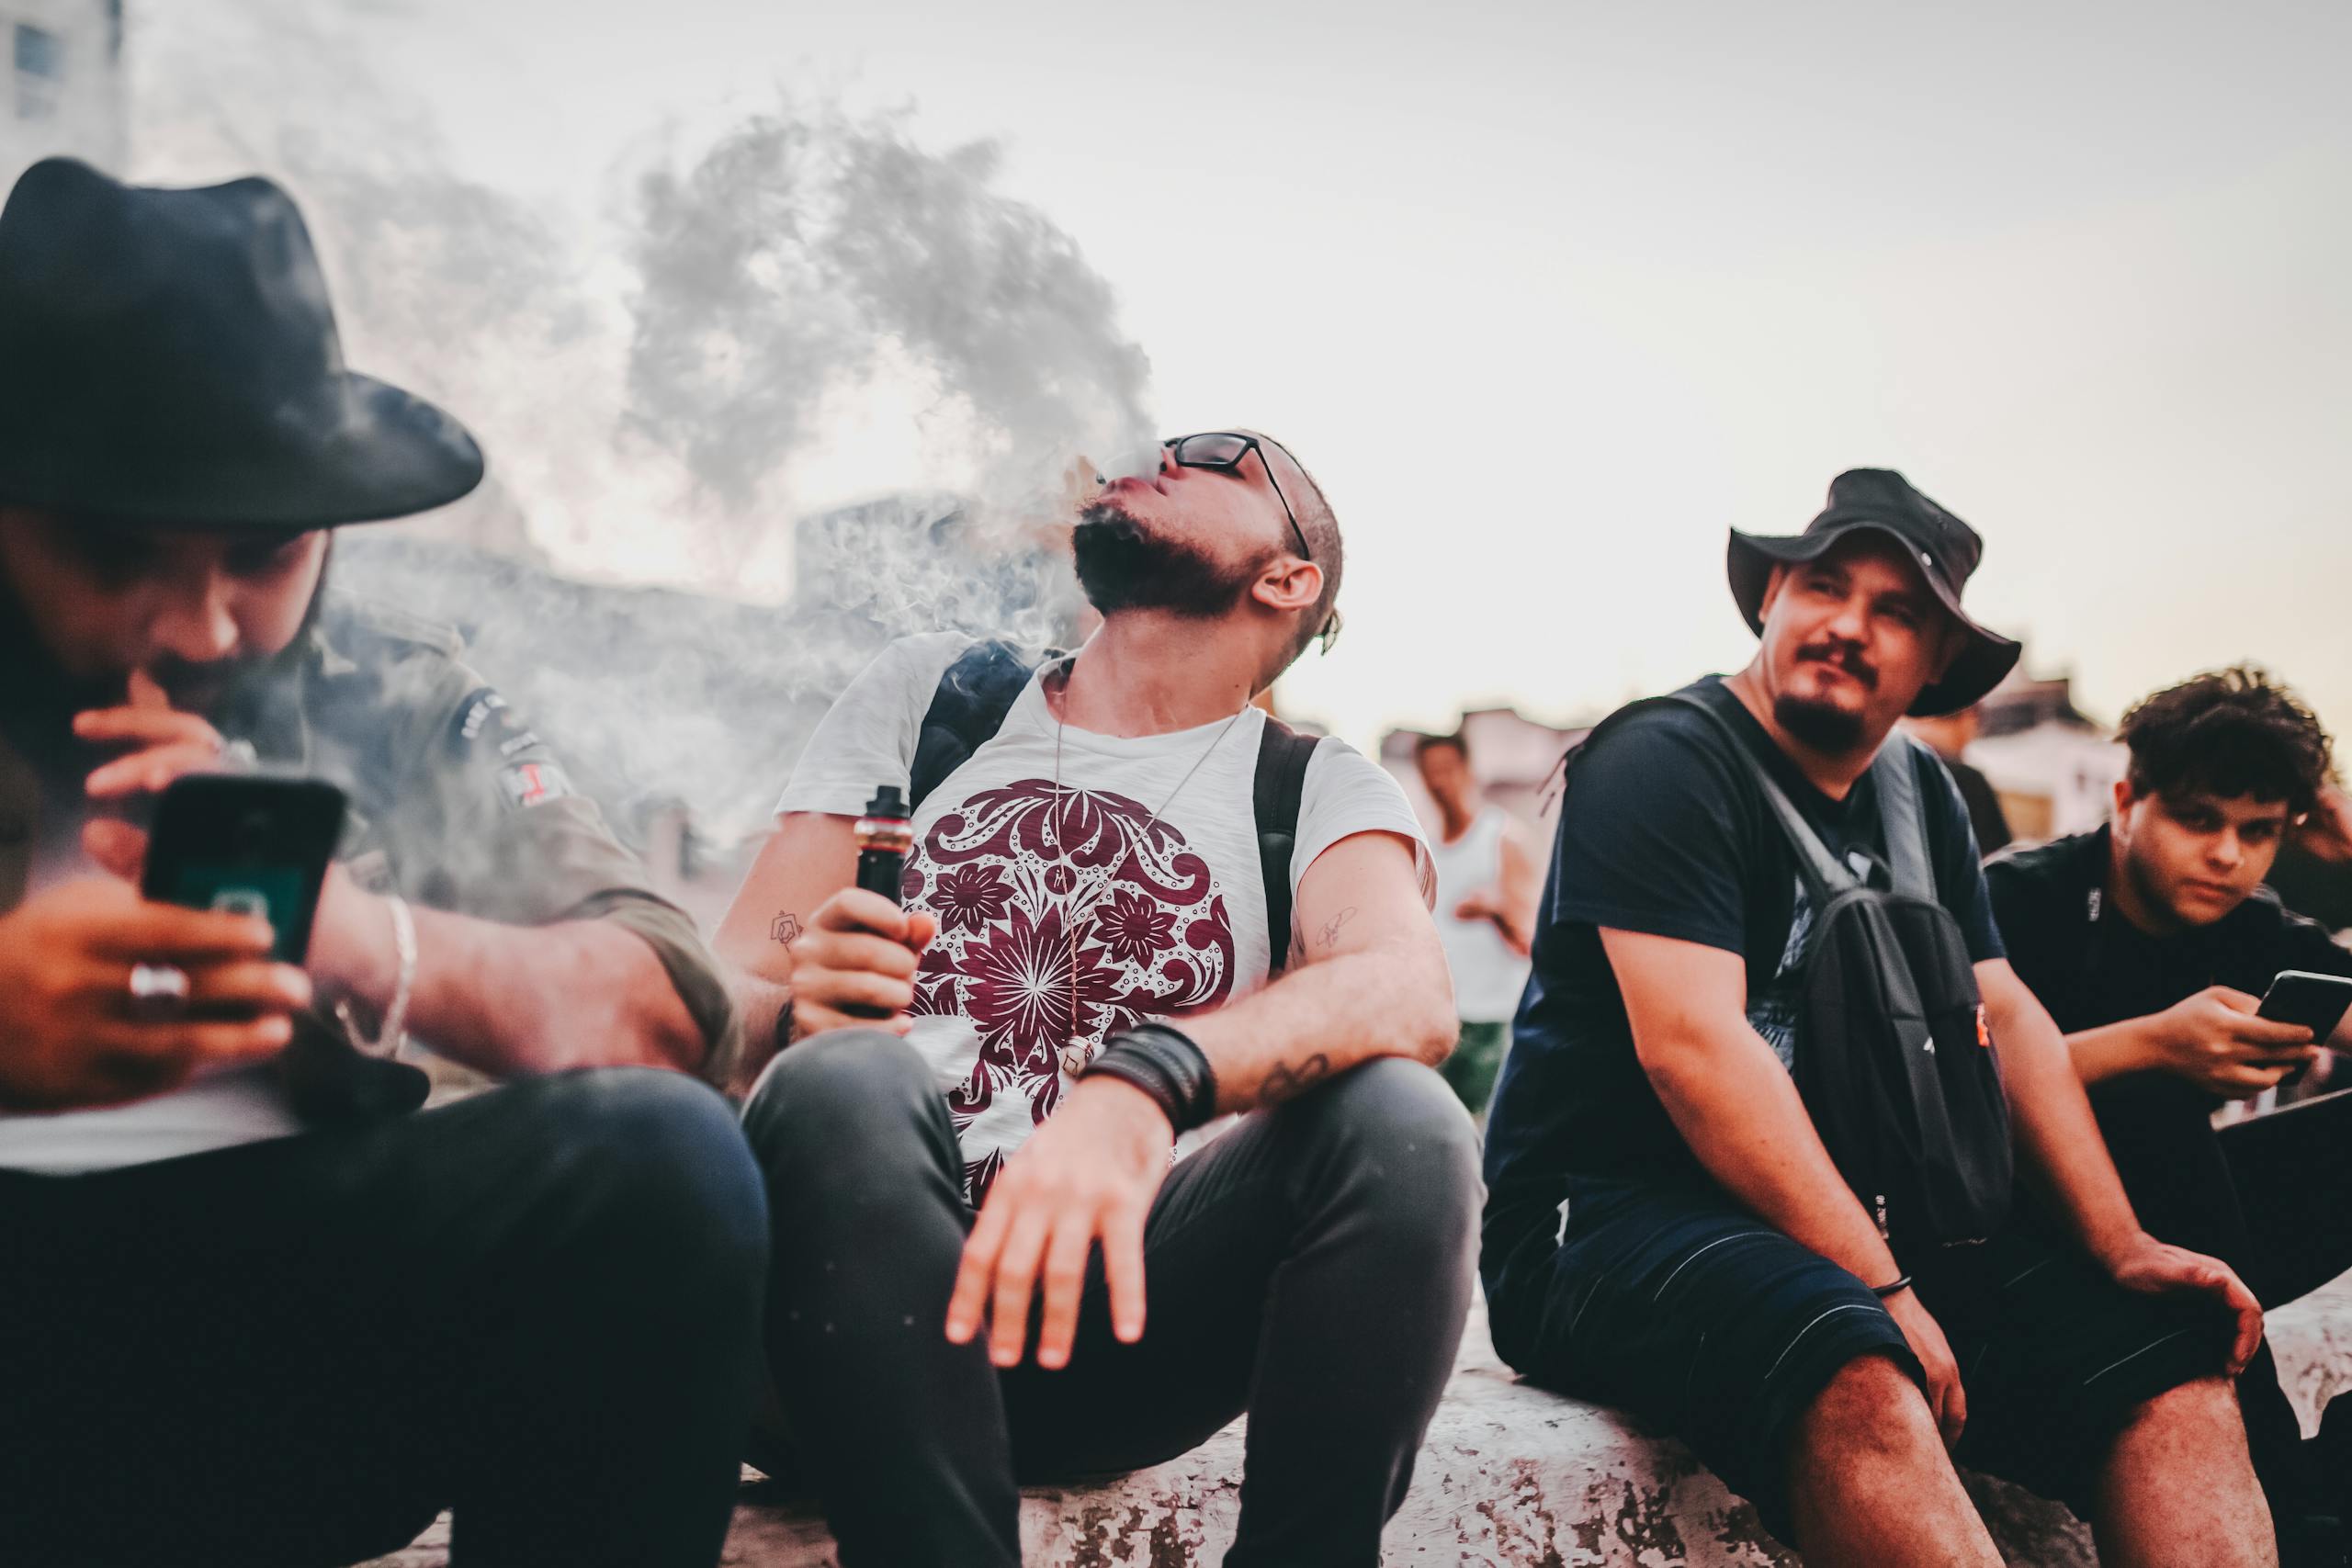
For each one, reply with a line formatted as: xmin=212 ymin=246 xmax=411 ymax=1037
xmin=1988 ymin=666 xmax=2352 ymax=1562
xmin=0 ymin=161 xmax=764 ymax=1568
xmin=1905 ymin=701 xmax=2013 ymax=855
xmin=1413 ymin=729 xmax=1538 ymax=1116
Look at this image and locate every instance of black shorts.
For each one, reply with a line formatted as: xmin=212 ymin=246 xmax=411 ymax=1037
xmin=1487 ymin=1179 xmax=2239 ymax=1542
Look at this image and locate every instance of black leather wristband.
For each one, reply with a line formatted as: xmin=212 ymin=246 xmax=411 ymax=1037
xmin=1871 ymin=1274 xmax=1914 ymax=1300
xmin=1082 ymin=1022 xmax=1217 ymax=1132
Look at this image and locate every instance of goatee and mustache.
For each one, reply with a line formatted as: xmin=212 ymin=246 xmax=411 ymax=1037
xmin=1072 ymin=501 xmax=1271 ymax=619
xmin=1774 ymin=638 xmax=1878 ymax=753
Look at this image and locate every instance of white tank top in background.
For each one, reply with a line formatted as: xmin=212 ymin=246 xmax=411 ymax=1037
xmin=1430 ymin=807 xmax=1532 ymax=1023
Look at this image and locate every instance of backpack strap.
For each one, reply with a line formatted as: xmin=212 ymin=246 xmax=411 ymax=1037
xmin=909 ymin=640 xmax=1055 ymax=812
xmin=1664 ymin=692 xmax=1860 ymax=905
xmin=1870 ymin=734 xmax=1936 ymax=901
xmin=1254 ymin=717 xmax=1318 ymax=975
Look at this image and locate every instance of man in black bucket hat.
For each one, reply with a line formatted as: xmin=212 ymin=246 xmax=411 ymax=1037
xmin=1482 ymin=469 xmax=2278 ymax=1565
xmin=0 ymin=160 xmax=766 ymax=1568
xmin=1725 ymin=468 xmax=2022 ymax=719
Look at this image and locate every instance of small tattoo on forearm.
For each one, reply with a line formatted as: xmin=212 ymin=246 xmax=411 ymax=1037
xmin=770 ymin=912 xmax=802 ymax=945
xmin=1261 ymin=1052 xmax=1334 ymax=1103
xmin=1318 ymin=908 xmax=1357 ymax=951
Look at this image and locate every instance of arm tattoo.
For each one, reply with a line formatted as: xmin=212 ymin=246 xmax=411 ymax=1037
xmin=1317 ymin=907 xmax=1357 ymax=952
xmin=1261 ymin=1052 xmax=1335 ymax=1104
xmin=770 ymin=911 xmax=803 ymax=946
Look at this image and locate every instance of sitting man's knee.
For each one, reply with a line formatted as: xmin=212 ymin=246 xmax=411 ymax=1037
xmin=1797 ymin=1352 xmax=1943 ymax=1464
xmin=523 ymin=1067 xmax=769 ymax=1264
xmin=1304 ymin=1056 xmax=1478 ymax=1164
xmin=1284 ymin=1057 xmax=1482 ymax=1247
xmin=2123 ymin=1374 xmax=2250 ymax=1449
xmin=741 ymin=1027 xmax=937 ymax=1168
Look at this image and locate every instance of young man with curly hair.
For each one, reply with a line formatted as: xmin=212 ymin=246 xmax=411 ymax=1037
xmin=1988 ymin=665 xmax=2352 ymax=1561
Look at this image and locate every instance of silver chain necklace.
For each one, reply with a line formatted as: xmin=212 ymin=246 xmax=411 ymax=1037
xmin=1043 ymin=656 xmax=1251 ymax=1077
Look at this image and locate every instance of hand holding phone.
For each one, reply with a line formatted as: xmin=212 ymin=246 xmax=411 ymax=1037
xmin=2154 ymin=986 xmax=2320 ymax=1098
xmin=0 ymin=877 xmax=308 ymax=1112
xmin=140 ymin=775 xmax=348 ymax=964
xmin=2259 ymin=971 xmax=2352 ymax=1045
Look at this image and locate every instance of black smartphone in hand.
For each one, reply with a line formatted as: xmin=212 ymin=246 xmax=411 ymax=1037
xmin=2258 ymin=970 xmax=2352 ymax=1044
xmin=141 ymin=775 xmax=347 ymax=964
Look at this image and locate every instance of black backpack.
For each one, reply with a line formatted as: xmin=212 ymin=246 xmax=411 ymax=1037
xmin=906 ymin=640 xmax=1322 ymax=974
xmin=1580 ymin=693 xmax=2015 ymax=1255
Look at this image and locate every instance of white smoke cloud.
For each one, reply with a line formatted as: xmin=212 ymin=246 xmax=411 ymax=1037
xmin=124 ymin=0 xmax=1157 ymax=842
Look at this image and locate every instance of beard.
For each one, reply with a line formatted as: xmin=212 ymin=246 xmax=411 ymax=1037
xmin=1072 ymin=501 xmax=1267 ymax=619
xmin=1773 ymin=691 xmax=1869 ymax=754
xmin=0 ymin=541 xmax=332 ymax=727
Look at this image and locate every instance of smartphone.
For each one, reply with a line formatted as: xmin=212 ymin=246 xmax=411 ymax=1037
xmin=2258 ymin=970 xmax=2352 ymax=1043
xmin=141 ymin=775 xmax=348 ymax=964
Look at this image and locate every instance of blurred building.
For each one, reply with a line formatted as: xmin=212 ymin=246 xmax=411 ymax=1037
xmin=1966 ymin=670 xmax=2122 ymax=843
xmin=0 ymin=0 xmax=123 ymax=179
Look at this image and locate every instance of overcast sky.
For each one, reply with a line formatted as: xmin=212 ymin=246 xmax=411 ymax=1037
xmin=133 ymin=0 xmax=2351 ymax=752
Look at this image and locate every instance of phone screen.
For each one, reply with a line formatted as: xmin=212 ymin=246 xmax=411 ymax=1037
xmin=153 ymin=863 xmax=312 ymax=961
xmin=141 ymin=776 xmax=348 ymax=964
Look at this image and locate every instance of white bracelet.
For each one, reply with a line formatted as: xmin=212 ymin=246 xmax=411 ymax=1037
xmin=379 ymin=894 xmax=416 ymax=1060
xmin=335 ymin=893 xmax=417 ymax=1060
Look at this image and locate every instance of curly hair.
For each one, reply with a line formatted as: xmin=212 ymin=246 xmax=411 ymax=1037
xmin=2118 ymin=665 xmax=2335 ymax=818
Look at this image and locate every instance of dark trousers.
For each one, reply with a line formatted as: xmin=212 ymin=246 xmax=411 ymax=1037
xmin=2196 ymin=1092 xmax=2352 ymax=1558
xmin=742 ymin=1031 xmax=1481 ymax=1568
xmin=0 ymin=1069 xmax=770 ymax=1568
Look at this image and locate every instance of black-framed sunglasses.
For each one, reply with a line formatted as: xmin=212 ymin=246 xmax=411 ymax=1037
xmin=1160 ymin=432 xmax=1341 ymax=653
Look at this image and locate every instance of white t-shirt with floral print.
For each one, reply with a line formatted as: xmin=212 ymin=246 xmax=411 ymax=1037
xmin=775 ymin=633 xmax=1432 ymax=1203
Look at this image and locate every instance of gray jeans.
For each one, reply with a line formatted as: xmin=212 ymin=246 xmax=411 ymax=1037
xmin=742 ymin=1031 xmax=1482 ymax=1568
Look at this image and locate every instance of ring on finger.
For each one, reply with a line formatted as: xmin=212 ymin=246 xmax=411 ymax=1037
xmin=127 ymin=961 xmax=192 ymax=1018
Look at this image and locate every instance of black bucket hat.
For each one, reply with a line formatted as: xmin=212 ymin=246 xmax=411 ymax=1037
xmin=1727 ymin=468 xmax=2021 ymax=717
xmin=0 ymin=158 xmax=483 ymax=528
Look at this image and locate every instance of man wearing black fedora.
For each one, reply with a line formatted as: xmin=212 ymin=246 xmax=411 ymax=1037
xmin=0 ymin=159 xmax=767 ymax=1567
xmin=1481 ymin=470 xmax=2277 ymax=1565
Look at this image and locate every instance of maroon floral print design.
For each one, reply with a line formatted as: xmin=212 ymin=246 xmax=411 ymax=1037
xmin=957 ymin=904 xmax=1125 ymax=1068
xmin=1098 ymin=887 xmax=1178 ymax=967
xmin=907 ymin=778 xmax=1236 ymax=1203
xmin=929 ymin=863 xmax=1012 ymax=935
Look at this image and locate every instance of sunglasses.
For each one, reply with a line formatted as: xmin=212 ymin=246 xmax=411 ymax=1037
xmin=1157 ymin=432 xmax=1341 ymax=653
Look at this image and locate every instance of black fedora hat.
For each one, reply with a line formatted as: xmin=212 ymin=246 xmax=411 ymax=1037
xmin=1726 ymin=468 xmax=2021 ymax=717
xmin=0 ymin=158 xmax=482 ymax=528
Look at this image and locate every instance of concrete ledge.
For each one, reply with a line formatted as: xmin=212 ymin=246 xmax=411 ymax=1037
xmin=366 ymin=1277 xmax=2352 ymax=1567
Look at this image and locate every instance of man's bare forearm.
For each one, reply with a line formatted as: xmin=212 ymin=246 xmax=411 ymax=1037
xmin=322 ymin=900 xmax=706 ymax=1077
xmin=1644 ymin=1025 xmax=1901 ymax=1285
xmin=1182 ymin=937 xmax=1454 ymax=1114
xmin=729 ymin=973 xmax=794 ymax=1089
xmin=2067 ymin=1016 xmax=2162 ymax=1086
xmin=1984 ymin=976 xmax=2143 ymax=1265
